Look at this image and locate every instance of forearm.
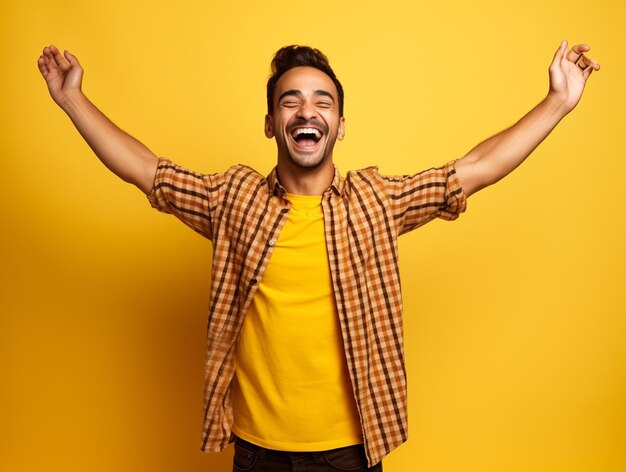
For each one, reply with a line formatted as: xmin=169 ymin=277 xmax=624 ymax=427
xmin=457 ymin=94 xmax=570 ymax=195
xmin=61 ymin=91 xmax=158 ymax=195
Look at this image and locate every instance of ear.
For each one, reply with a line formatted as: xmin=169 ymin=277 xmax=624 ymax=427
xmin=337 ymin=116 xmax=346 ymax=141
xmin=264 ymin=114 xmax=274 ymax=139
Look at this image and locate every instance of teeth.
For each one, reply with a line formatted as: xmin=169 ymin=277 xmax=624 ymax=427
xmin=293 ymin=127 xmax=321 ymax=138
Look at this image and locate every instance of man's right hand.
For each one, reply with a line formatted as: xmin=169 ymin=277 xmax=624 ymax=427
xmin=38 ymin=45 xmax=84 ymax=108
xmin=36 ymin=44 xmax=159 ymax=195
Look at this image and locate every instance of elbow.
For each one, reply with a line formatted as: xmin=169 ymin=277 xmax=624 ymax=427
xmin=455 ymin=157 xmax=497 ymax=198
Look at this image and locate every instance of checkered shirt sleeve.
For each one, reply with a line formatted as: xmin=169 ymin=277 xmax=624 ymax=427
xmin=379 ymin=159 xmax=467 ymax=235
xmin=146 ymin=158 xmax=225 ymax=241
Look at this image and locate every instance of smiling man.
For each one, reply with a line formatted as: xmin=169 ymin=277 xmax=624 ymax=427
xmin=38 ymin=42 xmax=599 ymax=472
xmin=265 ymin=55 xmax=346 ymax=195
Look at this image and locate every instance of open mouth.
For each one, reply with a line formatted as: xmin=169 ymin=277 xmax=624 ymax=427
xmin=290 ymin=127 xmax=322 ymax=147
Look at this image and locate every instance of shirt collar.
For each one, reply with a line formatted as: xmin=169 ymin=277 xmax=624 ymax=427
xmin=266 ymin=165 xmax=345 ymax=198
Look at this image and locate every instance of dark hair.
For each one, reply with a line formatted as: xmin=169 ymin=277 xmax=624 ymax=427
xmin=266 ymin=45 xmax=344 ymax=116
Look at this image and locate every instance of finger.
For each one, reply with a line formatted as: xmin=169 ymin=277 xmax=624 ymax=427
xmin=43 ymin=45 xmax=59 ymax=68
xmin=64 ymin=49 xmax=81 ymax=69
xmin=37 ymin=55 xmax=48 ymax=77
xmin=577 ymin=54 xmax=601 ymax=72
xmin=50 ymin=44 xmax=71 ymax=72
xmin=550 ymin=40 xmax=568 ymax=69
xmin=39 ymin=51 xmax=53 ymax=75
xmin=566 ymin=43 xmax=590 ymax=63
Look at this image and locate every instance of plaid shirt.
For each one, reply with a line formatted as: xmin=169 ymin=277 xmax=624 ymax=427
xmin=147 ymin=157 xmax=467 ymax=467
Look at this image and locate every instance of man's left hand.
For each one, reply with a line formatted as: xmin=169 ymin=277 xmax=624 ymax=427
xmin=548 ymin=40 xmax=600 ymax=113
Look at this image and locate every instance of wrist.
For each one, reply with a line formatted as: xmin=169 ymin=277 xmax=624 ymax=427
xmin=59 ymin=89 xmax=87 ymax=113
xmin=544 ymin=92 xmax=572 ymax=117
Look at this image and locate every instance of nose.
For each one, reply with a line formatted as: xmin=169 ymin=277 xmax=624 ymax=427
xmin=296 ymin=99 xmax=318 ymax=121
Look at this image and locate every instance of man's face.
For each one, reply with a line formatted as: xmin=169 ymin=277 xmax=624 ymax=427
xmin=265 ymin=66 xmax=345 ymax=170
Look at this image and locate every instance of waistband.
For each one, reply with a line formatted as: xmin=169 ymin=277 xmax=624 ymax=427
xmin=234 ymin=435 xmax=364 ymax=461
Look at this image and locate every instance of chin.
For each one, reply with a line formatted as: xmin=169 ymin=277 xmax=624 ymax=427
xmin=287 ymin=152 xmax=327 ymax=170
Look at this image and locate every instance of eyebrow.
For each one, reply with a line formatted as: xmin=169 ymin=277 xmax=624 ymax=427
xmin=278 ymin=89 xmax=335 ymax=102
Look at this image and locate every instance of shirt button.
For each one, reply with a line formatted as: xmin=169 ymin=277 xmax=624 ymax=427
xmin=268 ymin=239 xmax=276 ymax=246
xmin=251 ymin=278 xmax=258 ymax=285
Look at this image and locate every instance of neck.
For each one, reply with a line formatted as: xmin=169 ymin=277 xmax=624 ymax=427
xmin=276 ymin=156 xmax=335 ymax=196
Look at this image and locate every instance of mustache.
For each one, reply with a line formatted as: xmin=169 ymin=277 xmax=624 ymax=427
xmin=287 ymin=118 xmax=328 ymax=135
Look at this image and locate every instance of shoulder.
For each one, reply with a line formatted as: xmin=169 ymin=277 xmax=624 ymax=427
xmin=345 ymin=166 xmax=382 ymax=183
xmin=345 ymin=165 xmax=393 ymax=188
xmin=216 ymin=164 xmax=272 ymax=198
xmin=221 ymin=164 xmax=266 ymax=184
xmin=226 ymin=163 xmax=263 ymax=177
xmin=339 ymin=166 xmax=390 ymax=200
xmin=346 ymin=166 xmax=418 ymax=183
xmin=346 ymin=165 xmax=379 ymax=176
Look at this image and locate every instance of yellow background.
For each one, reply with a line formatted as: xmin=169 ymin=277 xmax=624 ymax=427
xmin=2 ymin=0 xmax=624 ymax=471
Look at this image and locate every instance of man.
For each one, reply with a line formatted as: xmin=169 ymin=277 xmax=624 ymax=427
xmin=37 ymin=41 xmax=599 ymax=472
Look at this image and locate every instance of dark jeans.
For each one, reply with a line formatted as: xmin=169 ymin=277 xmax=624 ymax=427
xmin=233 ymin=436 xmax=383 ymax=472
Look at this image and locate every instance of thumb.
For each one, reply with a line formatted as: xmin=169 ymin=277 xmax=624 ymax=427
xmin=64 ymin=50 xmax=80 ymax=68
xmin=550 ymin=39 xmax=567 ymax=69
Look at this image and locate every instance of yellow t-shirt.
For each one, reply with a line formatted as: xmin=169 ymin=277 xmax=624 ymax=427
xmin=231 ymin=192 xmax=363 ymax=451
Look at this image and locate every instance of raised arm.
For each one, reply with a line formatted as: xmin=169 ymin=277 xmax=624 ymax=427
xmin=454 ymin=40 xmax=600 ymax=198
xmin=37 ymin=45 xmax=159 ymax=195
